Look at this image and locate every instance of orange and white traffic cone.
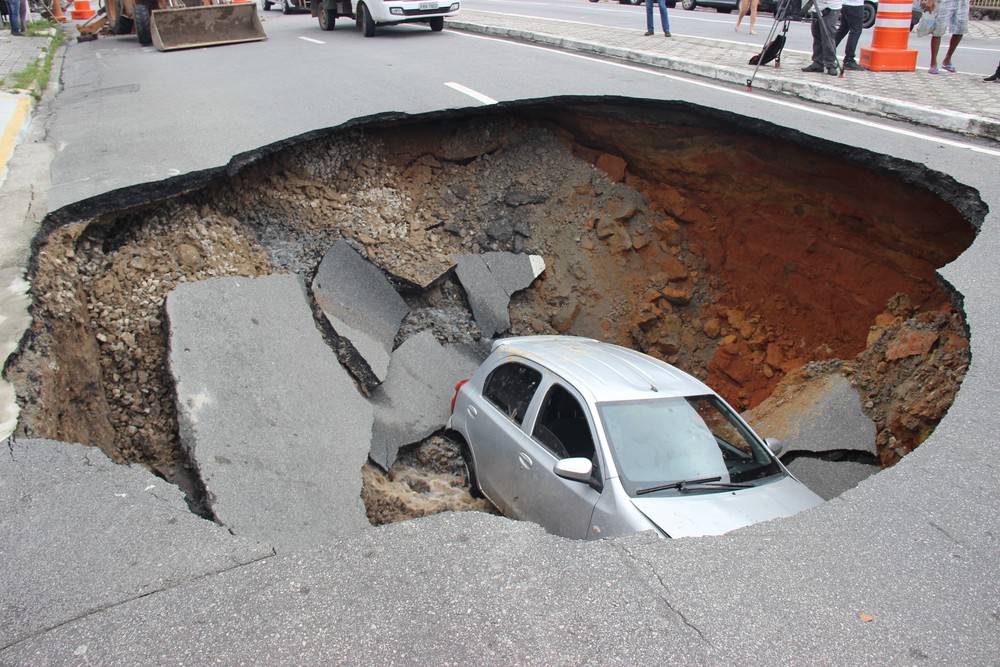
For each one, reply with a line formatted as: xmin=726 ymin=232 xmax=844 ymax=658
xmin=50 ymin=0 xmax=67 ymax=23
xmin=859 ymin=0 xmax=918 ymax=71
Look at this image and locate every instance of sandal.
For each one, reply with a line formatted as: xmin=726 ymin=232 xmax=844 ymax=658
xmin=928 ymin=67 xmax=939 ymax=74
xmin=942 ymin=64 xmax=957 ymax=72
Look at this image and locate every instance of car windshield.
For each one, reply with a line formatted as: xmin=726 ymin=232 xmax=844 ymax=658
xmin=597 ymin=394 xmax=782 ymax=496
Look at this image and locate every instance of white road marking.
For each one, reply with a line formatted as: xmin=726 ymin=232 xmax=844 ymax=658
xmin=445 ymin=81 xmax=499 ymax=104
xmin=299 ymin=36 xmax=326 ymax=43
xmin=453 ymin=31 xmax=1000 ymax=157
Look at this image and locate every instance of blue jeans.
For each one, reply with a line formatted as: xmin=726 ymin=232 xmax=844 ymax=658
xmin=646 ymin=0 xmax=670 ymax=33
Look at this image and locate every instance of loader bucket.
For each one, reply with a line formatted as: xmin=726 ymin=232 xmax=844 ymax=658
xmin=151 ymin=3 xmax=267 ymax=51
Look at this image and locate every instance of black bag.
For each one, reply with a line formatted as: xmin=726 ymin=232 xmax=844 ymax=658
xmin=749 ymin=34 xmax=786 ymax=66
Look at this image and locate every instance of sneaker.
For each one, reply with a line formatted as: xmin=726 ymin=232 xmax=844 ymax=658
xmin=801 ymin=63 xmax=824 ymax=73
xmin=664 ymin=31 xmax=671 ymax=37
xmin=644 ymin=30 xmax=653 ymax=35
xmin=843 ymin=60 xmax=864 ymax=71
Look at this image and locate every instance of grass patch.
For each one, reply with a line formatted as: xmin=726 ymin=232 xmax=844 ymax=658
xmin=7 ymin=20 xmax=65 ymax=98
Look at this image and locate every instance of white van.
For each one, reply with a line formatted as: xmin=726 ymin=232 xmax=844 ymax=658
xmin=311 ymin=0 xmax=459 ymax=35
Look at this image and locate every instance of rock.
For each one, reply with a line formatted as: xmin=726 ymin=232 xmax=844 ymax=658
xmin=369 ymin=331 xmax=482 ymax=470
xmin=885 ymin=327 xmax=938 ymax=361
xmin=166 ymin=274 xmax=374 ymax=550
xmin=661 ymin=287 xmax=691 ymax=305
xmin=595 ymin=153 xmax=627 ymax=182
xmin=311 ymin=240 xmax=410 ymax=384
xmin=452 ymin=252 xmax=545 ymax=337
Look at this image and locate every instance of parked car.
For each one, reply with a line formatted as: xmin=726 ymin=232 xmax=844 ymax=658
xmin=262 ymin=0 xmax=310 ymax=14
xmin=679 ymin=0 xmax=739 ymax=13
xmin=447 ymin=336 xmax=823 ymax=540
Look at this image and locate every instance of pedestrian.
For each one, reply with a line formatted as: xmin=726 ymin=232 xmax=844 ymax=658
xmin=1 ymin=0 xmax=9 ymax=29
xmin=734 ymin=0 xmax=759 ymax=35
xmin=835 ymin=0 xmax=865 ymax=70
xmin=925 ymin=0 xmax=968 ymax=73
xmin=986 ymin=59 xmax=1000 ymax=82
xmin=645 ymin=0 xmax=671 ymax=38
xmin=801 ymin=0 xmax=842 ymax=75
xmin=9 ymin=0 xmax=27 ymax=35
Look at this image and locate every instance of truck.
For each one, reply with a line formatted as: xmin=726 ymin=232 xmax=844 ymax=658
xmin=310 ymin=0 xmax=458 ymax=36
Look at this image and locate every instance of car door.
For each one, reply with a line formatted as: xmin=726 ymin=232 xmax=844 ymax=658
xmin=461 ymin=360 xmax=543 ymax=515
xmin=511 ymin=379 xmax=604 ymax=540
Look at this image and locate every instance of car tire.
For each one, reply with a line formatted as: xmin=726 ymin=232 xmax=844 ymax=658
xmin=631 ymin=0 xmax=644 ymax=5
xmin=134 ymin=3 xmax=152 ymax=46
xmin=862 ymin=1 xmax=876 ymax=28
xmin=681 ymin=0 xmax=696 ymax=10
xmin=282 ymin=0 xmax=293 ymax=13
xmin=318 ymin=6 xmax=335 ymax=28
xmin=262 ymin=0 xmax=272 ymax=9
xmin=357 ymin=2 xmax=375 ymax=36
xmin=460 ymin=444 xmax=484 ymax=499
xmin=429 ymin=15 xmax=444 ymax=30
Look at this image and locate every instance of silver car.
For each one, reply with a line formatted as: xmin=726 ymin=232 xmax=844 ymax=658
xmin=448 ymin=336 xmax=823 ymax=540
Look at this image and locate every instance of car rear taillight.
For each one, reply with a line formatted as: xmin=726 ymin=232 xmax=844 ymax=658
xmin=450 ymin=379 xmax=469 ymax=414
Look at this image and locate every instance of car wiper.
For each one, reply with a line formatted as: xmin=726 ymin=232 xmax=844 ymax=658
xmin=636 ymin=476 xmax=751 ymax=496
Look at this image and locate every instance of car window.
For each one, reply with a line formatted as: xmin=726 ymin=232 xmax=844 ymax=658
xmin=532 ymin=384 xmax=596 ymax=461
xmin=483 ymin=362 xmax=542 ymax=426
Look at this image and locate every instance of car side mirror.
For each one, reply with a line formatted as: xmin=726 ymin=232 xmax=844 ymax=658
xmin=765 ymin=437 xmax=784 ymax=458
xmin=553 ymin=457 xmax=594 ymax=482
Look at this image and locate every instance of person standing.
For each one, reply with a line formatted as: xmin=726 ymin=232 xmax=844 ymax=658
xmin=645 ymin=0 xmax=671 ymax=38
xmin=926 ymin=0 xmax=969 ymax=73
xmin=801 ymin=0 xmax=843 ymax=75
xmin=9 ymin=0 xmax=27 ymax=35
xmin=835 ymin=0 xmax=865 ymax=70
xmin=734 ymin=0 xmax=759 ymax=35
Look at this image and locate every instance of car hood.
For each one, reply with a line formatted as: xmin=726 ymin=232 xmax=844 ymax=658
xmin=630 ymin=476 xmax=824 ymax=539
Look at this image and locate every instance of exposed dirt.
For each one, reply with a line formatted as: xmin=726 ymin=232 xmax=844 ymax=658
xmin=4 ymin=100 xmax=977 ymax=519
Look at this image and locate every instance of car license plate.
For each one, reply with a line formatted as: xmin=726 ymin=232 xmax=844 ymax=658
xmin=419 ymin=2 xmax=438 ymax=9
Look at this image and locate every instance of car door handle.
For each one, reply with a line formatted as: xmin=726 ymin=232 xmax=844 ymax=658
xmin=467 ymin=405 xmax=477 ymax=418
xmin=518 ymin=452 xmax=532 ymax=470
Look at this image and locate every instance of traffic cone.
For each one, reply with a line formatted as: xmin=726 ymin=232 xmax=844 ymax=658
xmin=70 ymin=0 xmax=97 ymax=19
xmin=859 ymin=0 xmax=918 ymax=71
xmin=50 ymin=0 xmax=67 ymax=23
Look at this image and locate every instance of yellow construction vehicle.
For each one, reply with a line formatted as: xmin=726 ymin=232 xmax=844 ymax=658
xmin=105 ymin=0 xmax=266 ymax=51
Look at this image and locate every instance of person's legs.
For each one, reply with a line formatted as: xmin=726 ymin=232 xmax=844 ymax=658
xmin=658 ymin=0 xmax=670 ymax=34
xmin=811 ymin=18 xmax=823 ymax=64
xmin=645 ymin=0 xmax=654 ymax=33
xmin=818 ymin=8 xmax=839 ymax=68
xmin=929 ymin=35 xmax=942 ymax=69
xmin=748 ymin=0 xmax=758 ymax=32
xmin=840 ymin=5 xmax=863 ymax=63
xmin=941 ymin=33 xmax=963 ymax=68
xmin=16 ymin=0 xmax=26 ymax=31
xmin=735 ymin=0 xmax=748 ymax=30
xmin=8 ymin=0 xmax=19 ymax=32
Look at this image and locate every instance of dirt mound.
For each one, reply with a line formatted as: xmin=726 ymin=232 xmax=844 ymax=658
xmin=4 ymin=100 xmax=976 ymax=518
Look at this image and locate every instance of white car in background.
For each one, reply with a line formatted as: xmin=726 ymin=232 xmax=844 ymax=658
xmin=448 ymin=336 xmax=823 ymax=540
xmin=311 ymin=0 xmax=458 ymax=35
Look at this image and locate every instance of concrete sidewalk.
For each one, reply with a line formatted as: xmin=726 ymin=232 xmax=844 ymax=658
xmin=449 ymin=9 xmax=1000 ymax=141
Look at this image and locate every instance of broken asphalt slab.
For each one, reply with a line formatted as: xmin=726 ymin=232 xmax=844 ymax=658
xmin=369 ymin=330 xmax=483 ymax=470
xmin=312 ymin=240 xmax=410 ymax=386
xmin=784 ymin=456 xmax=879 ymax=501
xmin=0 ymin=439 xmax=274 ymax=651
xmin=452 ymin=252 xmax=545 ymax=337
xmin=166 ymin=273 xmax=373 ymax=551
xmin=745 ymin=372 xmax=877 ymax=457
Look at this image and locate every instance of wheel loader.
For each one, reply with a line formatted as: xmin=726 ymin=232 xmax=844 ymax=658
xmin=104 ymin=0 xmax=266 ymax=51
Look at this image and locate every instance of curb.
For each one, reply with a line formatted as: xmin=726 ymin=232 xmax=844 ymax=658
xmin=0 ymin=93 xmax=35 ymax=189
xmin=447 ymin=20 xmax=1000 ymax=142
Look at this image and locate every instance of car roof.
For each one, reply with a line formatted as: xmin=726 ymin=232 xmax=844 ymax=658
xmin=491 ymin=335 xmax=712 ymax=403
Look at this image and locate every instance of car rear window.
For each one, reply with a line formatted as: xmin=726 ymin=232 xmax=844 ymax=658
xmin=483 ymin=362 xmax=541 ymax=426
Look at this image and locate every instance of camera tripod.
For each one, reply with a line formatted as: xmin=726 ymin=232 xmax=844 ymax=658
xmin=746 ymin=0 xmax=843 ymax=90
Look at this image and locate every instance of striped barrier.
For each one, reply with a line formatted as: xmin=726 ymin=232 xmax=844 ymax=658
xmin=859 ymin=0 xmax=918 ymax=70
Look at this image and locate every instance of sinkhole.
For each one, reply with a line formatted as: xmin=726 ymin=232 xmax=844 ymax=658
xmin=4 ymin=97 xmax=982 ymax=533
